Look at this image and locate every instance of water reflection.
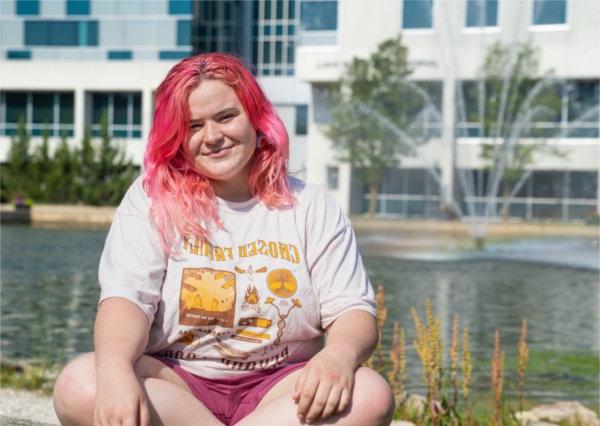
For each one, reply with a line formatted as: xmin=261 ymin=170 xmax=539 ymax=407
xmin=1 ymin=225 xmax=598 ymax=403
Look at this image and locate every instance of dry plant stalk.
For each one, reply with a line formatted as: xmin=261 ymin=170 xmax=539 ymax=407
xmin=366 ymin=284 xmax=387 ymax=369
xmin=518 ymin=319 xmax=529 ymax=413
xmin=461 ymin=326 xmax=472 ymax=401
xmin=450 ymin=314 xmax=460 ymax=406
xmin=411 ymin=299 xmax=443 ymax=405
xmin=491 ymin=330 xmax=505 ymax=426
xmin=387 ymin=321 xmax=406 ymax=401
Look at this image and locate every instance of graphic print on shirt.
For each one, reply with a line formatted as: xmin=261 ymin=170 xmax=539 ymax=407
xmin=266 ymin=268 xmax=297 ymax=298
xmin=179 ymin=268 xmax=236 ymax=327
xmin=235 ymin=264 xmax=267 ymax=313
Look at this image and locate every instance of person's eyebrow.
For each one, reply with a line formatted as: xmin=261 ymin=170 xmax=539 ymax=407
xmin=190 ymin=107 xmax=240 ymax=124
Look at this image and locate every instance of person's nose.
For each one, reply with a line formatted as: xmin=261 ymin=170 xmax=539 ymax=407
xmin=203 ymin=121 xmax=223 ymax=145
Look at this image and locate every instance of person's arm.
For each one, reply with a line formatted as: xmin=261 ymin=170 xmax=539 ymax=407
xmin=292 ymin=309 xmax=378 ymax=423
xmin=93 ymin=297 xmax=151 ymax=426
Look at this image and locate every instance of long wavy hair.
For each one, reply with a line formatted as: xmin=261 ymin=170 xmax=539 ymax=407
xmin=143 ymin=53 xmax=294 ymax=253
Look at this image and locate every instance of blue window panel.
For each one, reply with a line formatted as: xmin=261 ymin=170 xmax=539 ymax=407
xmin=169 ymin=0 xmax=192 ymax=14
xmin=177 ymin=20 xmax=192 ymax=46
xmin=25 ymin=21 xmax=98 ymax=46
xmin=295 ymin=105 xmax=308 ymax=135
xmin=79 ymin=21 xmax=98 ymax=46
xmin=159 ymin=50 xmax=191 ymax=60
xmin=301 ymin=1 xmax=337 ymax=31
xmin=108 ymin=50 xmax=133 ymax=60
xmin=7 ymin=50 xmax=31 ymax=60
xmin=403 ymin=0 xmax=433 ymax=29
xmin=466 ymin=0 xmax=498 ymax=27
xmin=533 ymin=0 xmax=566 ymax=25
xmin=16 ymin=0 xmax=39 ymax=15
xmin=67 ymin=0 xmax=90 ymax=15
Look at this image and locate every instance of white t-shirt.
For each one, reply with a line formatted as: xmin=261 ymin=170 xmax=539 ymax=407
xmin=99 ymin=176 xmax=376 ymax=379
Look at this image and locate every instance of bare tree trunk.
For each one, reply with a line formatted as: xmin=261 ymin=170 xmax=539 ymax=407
xmin=368 ymin=184 xmax=378 ymax=218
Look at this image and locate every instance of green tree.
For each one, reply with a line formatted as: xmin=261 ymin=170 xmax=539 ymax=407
xmin=471 ymin=41 xmax=564 ymax=218
xmin=47 ymin=135 xmax=78 ymax=203
xmin=325 ymin=36 xmax=435 ymax=216
xmin=1 ymin=119 xmax=34 ymax=201
xmin=76 ymin=114 xmax=135 ymax=205
xmin=28 ymin=127 xmax=53 ymax=202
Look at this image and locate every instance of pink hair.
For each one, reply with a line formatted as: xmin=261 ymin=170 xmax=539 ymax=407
xmin=143 ymin=53 xmax=294 ymax=253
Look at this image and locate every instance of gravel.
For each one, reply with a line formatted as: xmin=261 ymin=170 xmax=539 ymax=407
xmin=0 ymin=389 xmax=59 ymax=425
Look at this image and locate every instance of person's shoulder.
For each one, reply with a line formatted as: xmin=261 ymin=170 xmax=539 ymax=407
xmin=287 ymin=176 xmax=348 ymax=225
xmin=287 ymin=176 xmax=328 ymax=200
xmin=118 ymin=175 xmax=152 ymax=219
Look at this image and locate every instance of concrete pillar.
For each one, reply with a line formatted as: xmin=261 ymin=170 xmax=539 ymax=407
xmin=74 ymin=88 xmax=85 ymax=144
xmin=441 ymin=73 xmax=456 ymax=209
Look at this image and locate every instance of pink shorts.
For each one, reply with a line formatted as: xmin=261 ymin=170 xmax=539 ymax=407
xmin=155 ymin=357 xmax=306 ymax=425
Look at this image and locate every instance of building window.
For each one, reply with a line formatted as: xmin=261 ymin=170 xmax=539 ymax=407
xmin=466 ymin=0 xmax=498 ymax=27
xmin=16 ymin=0 xmax=39 ymax=15
xmin=327 ymin=166 xmax=339 ymax=190
xmin=169 ymin=0 xmax=192 ymax=14
xmin=566 ymin=79 xmax=599 ymax=138
xmin=402 ymin=0 xmax=433 ymax=29
xmin=300 ymin=0 xmax=337 ymax=46
xmin=300 ymin=1 xmax=337 ymax=31
xmin=532 ymin=0 xmax=567 ymax=25
xmin=6 ymin=50 xmax=31 ymax=60
xmin=66 ymin=0 xmax=90 ymax=15
xmin=89 ymin=93 xmax=141 ymax=138
xmin=459 ymin=79 xmax=599 ymax=138
xmin=108 ymin=50 xmax=133 ymax=60
xmin=159 ymin=50 xmax=191 ymax=60
xmin=25 ymin=21 xmax=98 ymax=46
xmin=177 ymin=20 xmax=192 ymax=46
xmin=295 ymin=105 xmax=308 ymax=135
xmin=0 ymin=91 xmax=74 ymax=137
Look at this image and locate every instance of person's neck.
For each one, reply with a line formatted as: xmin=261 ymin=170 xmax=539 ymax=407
xmin=212 ymin=181 xmax=253 ymax=202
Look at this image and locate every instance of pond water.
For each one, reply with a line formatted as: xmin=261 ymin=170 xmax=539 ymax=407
xmin=1 ymin=224 xmax=598 ymax=405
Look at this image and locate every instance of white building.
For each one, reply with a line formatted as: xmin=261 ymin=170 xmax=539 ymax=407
xmin=1 ymin=0 xmax=598 ymax=221
xmin=0 ymin=0 xmax=311 ymax=179
xmin=297 ymin=0 xmax=599 ymax=220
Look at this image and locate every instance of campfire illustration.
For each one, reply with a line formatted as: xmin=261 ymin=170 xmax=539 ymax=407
xmin=235 ymin=264 xmax=267 ymax=312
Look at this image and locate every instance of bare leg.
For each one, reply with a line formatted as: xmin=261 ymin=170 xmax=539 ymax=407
xmin=235 ymin=366 xmax=395 ymax=426
xmin=53 ymin=352 xmax=224 ymax=426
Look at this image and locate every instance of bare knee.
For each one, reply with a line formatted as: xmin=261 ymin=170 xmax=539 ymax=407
xmin=53 ymin=352 xmax=96 ymax=425
xmin=352 ymin=367 xmax=395 ymax=425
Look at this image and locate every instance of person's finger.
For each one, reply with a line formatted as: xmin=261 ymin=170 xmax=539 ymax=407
xmin=296 ymin=370 xmax=320 ymax=421
xmin=318 ymin=385 xmax=342 ymax=422
xmin=337 ymin=388 xmax=351 ymax=414
xmin=139 ymin=398 xmax=151 ymax=426
xmin=292 ymin=369 xmax=306 ymax=402
xmin=305 ymin=381 xmax=333 ymax=424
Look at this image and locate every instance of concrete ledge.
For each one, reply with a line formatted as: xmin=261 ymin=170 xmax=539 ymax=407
xmin=1 ymin=204 xmax=115 ymax=227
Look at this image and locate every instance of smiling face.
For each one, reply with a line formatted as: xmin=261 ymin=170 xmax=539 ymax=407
xmin=183 ymin=79 xmax=257 ymax=200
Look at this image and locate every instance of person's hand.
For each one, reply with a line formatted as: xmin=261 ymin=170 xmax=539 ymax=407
xmin=94 ymin=358 xmax=150 ymax=426
xmin=292 ymin=346 xmax=356 ymax=423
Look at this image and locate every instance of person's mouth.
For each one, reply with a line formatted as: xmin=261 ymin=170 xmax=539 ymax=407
xmin=203 ymin=145 xmax=233 ymax=157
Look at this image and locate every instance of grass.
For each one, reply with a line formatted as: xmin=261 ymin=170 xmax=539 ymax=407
xmin=0 ymin=360 xmax=61 ymax=396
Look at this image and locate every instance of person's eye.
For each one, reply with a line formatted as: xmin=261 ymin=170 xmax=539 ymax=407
xmin=220 ymin=114 xmax=235 ymax=123
xmin=189 ymin=123 xmax=203 ymax=131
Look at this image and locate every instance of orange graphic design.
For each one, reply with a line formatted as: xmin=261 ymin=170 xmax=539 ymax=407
xmin=212 ymin=337 xmax=256 ymax=360
xmin=238 ymin=317 xmax=271 ymax=328
xmin=267 ymin=269 xmax=297 ymax=298
xmin=179 ymin=268 xmax=236 ymax=327
xmin=265 ymin=297 xmax=302 ymax=346
xmin=236 ymin=329 xmax=270 ymax=340
xmin=177 ymin=330 xmax=199 ymax=346
xmin=236 ymin=264 xmax=267 ymax=313
xmin=244 ymin=286 xmax=260 ymax=304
